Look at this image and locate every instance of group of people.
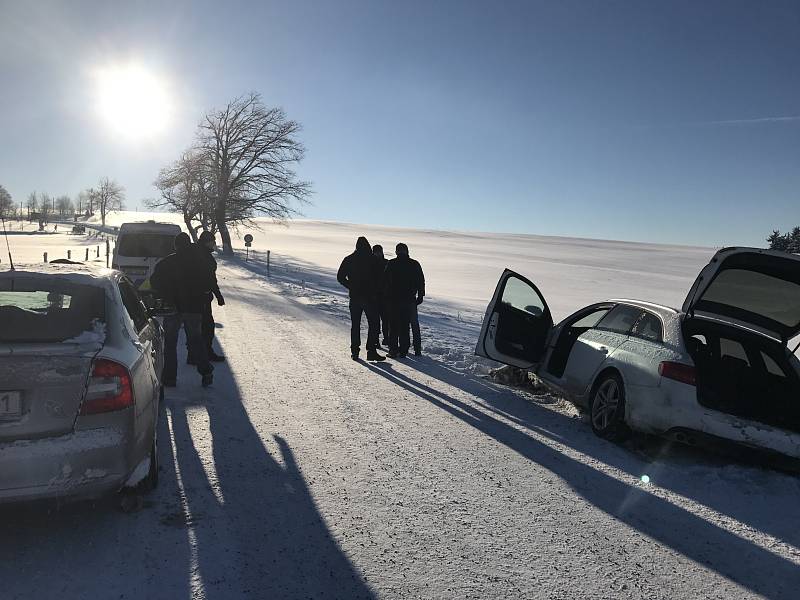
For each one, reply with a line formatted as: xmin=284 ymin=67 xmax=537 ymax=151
xmin=150 ymin=231 xmax=225 ymax=388
xmin=337 ymin=237 xmax=426 ymax=362
xmin=148 ymin=232 xmax=426 ymax=386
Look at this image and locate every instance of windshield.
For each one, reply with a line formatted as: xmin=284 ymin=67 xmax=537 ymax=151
xmin=0 ymin=279 xmax=106 ymax=343
xmin=117 ymin=233 xmax=176 ymax=258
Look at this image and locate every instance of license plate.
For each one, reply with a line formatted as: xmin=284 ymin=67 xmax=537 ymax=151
xmin=0 ymin=391 xmax=22 ymax=421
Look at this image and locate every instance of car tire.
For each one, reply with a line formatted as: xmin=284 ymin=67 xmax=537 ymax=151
xmin=589 ymin=372 xmax=630 ymax=442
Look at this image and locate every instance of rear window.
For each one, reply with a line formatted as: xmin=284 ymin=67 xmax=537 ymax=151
xmin=117 ymin=233 xmax=175 ymax=257
xmin=700 ymin=268 xmax=800 ymax=329
xmin=0 ymin=279 xmax=106 ymax=343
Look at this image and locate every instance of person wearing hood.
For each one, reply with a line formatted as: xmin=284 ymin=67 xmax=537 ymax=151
xmin=151 ymin=232 xmax=215 ymax=387
xmin=384 ymin=242 xmax=425 ymax=358
xmin=372 ymin=244 xmax=390 ymax=348
xmin=195 ymin=230 xmax=226 ymax=362
xmin=337 ymin=236 xmax=386 ymax=361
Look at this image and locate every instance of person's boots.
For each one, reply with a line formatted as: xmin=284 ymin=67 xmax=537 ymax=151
xmin=351 ymin=350 xmax=360 ymax=361
xmin=366 ymin=350 xmax=386 ymax=362
xmin=201 ymin=372 xmax=213 ymax=387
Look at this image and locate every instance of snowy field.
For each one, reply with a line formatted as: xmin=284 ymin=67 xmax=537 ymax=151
xmin=1 ymin=215 xmax=799 ymax=599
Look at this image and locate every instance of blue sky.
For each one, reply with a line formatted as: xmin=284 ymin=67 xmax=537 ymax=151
xmin=0 ymin=0 xmax=798 ymax=246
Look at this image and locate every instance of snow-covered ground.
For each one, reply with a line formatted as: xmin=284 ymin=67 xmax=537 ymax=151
xmin=1 ymin=216 xmax=799 ymax=599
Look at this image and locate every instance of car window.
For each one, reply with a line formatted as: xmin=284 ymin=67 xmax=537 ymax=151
xmin=761 ymin=352 xmax=786 ymax=378
xmin=500 ymin=276 xmax=545 ymax=317
xmin=118 ymin=278 xmax=150 ymax=332
xmin=632 ymin=311 xmax=663 ymax=342
xmin=117 ymin=233 xmax=176 ymax=257
xmin=571 ymin=307 xmax=611 ymax=328
xmin=595 ymin=305 xmax=642 ymax=335
xmin=0 ymin=279 xmax=105 ymax=343
xmin=720 ymin=338 xmax=750 ymax=366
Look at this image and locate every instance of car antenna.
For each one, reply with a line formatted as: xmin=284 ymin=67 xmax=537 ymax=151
xmin=1 ymin=217 xmax=14 ymax=271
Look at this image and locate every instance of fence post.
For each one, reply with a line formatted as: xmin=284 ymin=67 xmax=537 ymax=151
xmin=67 ymin=249 xmax=71 ymax=260
xmin=96 ymin=245 xmax=99 ymax=257
xmin=43 ymin=252 xmax=48 ymax=263
xmin=85 ymin=247 xmax=89 ymax=261
xmin=106 ymin=238 xmax=110 ymax=268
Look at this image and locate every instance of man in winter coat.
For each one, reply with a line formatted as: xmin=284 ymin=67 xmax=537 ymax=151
xmin=151 ymin=232 xmax=215 ymax=387
xmin=337 ymin=236 xmax=385 ymax=361
xmin=372 ymin=244 xmax=390 ymax=348
xmin=384 ymin=242 xmax=425 ymax=358
xmin=195 ymin=230 xmax=226 ymax=362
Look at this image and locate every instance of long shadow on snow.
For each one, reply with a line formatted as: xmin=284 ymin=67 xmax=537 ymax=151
xmin=363 ymin=360 xmax=800 ymax=600
xmin=165 ymin=348 xmax=375 ymax=599
xmin=398 ymin=356 xmax=800 ymax=552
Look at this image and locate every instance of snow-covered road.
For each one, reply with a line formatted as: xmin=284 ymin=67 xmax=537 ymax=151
xmin=1 ymin=231 xmax=800 ymax=599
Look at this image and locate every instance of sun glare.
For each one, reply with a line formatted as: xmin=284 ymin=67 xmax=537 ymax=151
xmin=93 ymin=62 xmax=173 ymax=141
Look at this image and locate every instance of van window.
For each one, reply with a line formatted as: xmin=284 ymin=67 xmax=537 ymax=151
xmin=118 ymin=233 xmax=175 ymax=257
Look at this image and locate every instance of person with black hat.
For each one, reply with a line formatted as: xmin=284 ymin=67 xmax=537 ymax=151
xmin=337 ymin=236 xmax=385 ymax=361
xmin=151 ymin=232 xmax=215 ymax=387
xmin=384 ymin=242 xmax=425 ymax=358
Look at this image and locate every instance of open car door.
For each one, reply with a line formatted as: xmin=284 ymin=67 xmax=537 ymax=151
xmin=475 ymin=269 xmax=554 ymax=369
xmin=682 ymin=248 xmax=800 ymax=344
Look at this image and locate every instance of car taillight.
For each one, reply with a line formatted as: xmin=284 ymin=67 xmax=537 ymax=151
xmin=658 ymin=361 xmax=696 ymax=386
xmin=80 ymin=359 xmax=134 ymax=415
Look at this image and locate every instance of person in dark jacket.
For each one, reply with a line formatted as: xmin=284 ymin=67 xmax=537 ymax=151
xmin=337 ymin=237 xmax=385 ymax=361
xmin=151 ymin=232 xmax=215 ymax=387
xmin=372 ymin=244 xmax=390 ymax=348
xmin=195 ymin=230 xmax=226 ymax=362
xmin=384 ymin=242 xmax=425 ymax=358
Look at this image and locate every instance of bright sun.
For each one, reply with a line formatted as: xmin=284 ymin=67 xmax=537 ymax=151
xmin=93 ymin=63 xmax=173 ymax=141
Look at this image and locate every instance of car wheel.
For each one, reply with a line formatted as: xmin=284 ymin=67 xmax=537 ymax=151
xmin=589 ymin=373 xmax=630 ymax=442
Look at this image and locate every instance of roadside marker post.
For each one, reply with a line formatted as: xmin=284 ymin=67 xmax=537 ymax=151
xmin=244 ymin=234 xmax=254 ymax=262
xmin=267 ymin=250 xmax=271 ymax=277
xmin=43 ymin=252 xmax=48 ymax=263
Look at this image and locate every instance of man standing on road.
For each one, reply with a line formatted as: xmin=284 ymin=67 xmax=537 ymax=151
xmin=196 ymin=231 xmax=226 ymax=362
xmin=372 ymin=244 xmax=390 ymax=349
xmin=151 ymin=232 xmax=216 ymax=387
xmin=337 ymin=236 xmax=386 ymax=362
xmin=384 ymin=242 xmax=425 ymax=358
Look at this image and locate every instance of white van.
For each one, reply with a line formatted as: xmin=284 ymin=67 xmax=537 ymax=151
xmin=111 ymin=221 xmax=181 ymax=307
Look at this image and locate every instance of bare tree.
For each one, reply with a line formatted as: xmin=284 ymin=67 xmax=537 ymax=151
xmin=26 ymin=191 xmax=38 ymax=221
xmin=55 ymin=195 xmax=75 ymax=219
xmin=91 ymin=177 xmax=125 ymax=226
xmin=39 ymin=193 xmax=54 ymax=226
xmin=150 ymin=151 xmax=216 ymax=241
xmin=0 ymin=185 xmax=12 ymax=219
xmin=196 ymin=92 xmax=311 ymax=254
